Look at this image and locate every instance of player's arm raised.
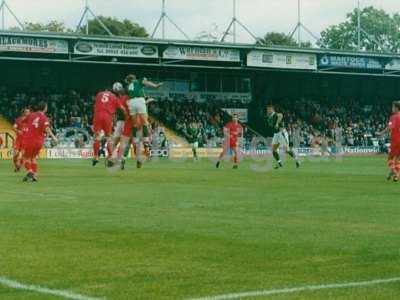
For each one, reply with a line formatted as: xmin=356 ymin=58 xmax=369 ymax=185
xmin=46 ymin=127 xmax=58 ymax=145
xmin=143 ymin=78 xmax=163 ymax=89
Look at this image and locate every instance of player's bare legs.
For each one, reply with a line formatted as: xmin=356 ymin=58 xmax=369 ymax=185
xmin=387 ymin=154 xmax=400 ymax=181
xmin=118 ymin=136 xmax=132 ymax=170
xmin=139 ymin=114 xmax=151 ymax=157
xmin=23 ymin=157 xmax=38 ymax=182
xmin=131 ymin=114 xmax=144 ymax=168
xmin=216 ymin=148 xmax=226 ymax=168
xmin=232 ymin=147 xmax=239 ymax=169
xmin=272 ymin=143 xmax=283 ymax=169
xmin=13 ymin=149 xmax=23 ymax=172
xmin=132 ymin=114 xmax=150 ymax=168
xmin=92 ymin=132 xmax=102 ymax=166
xmin=283 ymin=145 xmax=300 ymax=168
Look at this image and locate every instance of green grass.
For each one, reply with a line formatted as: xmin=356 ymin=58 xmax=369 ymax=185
xmin=0 ymin=156 xmax=400 ymax=300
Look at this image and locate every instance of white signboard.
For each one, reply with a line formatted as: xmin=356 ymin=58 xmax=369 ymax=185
xmin=74 ymin=41 xmax=158 ymax=58
xmin=145 ymin=90 xmax=252 ymax=103
xmin=163 ymin=46 xmax=240 ymax=62
xmin=0 ymin=35 xmax=68 ymax=54
xmin=47 ymin=148 xmax=94 ymax=159
xmin=222 ymin=108 xmax=248 ymax=123
xmin=385 ymin=59 xmax=400 ymax=71
xmin=247 ymin=50 xmax=317 ymax=70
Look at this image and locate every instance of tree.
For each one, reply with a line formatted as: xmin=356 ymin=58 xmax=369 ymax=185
xmin=319 ymin=6 xmax=400 ymax=52
xmin=23 ymin=20 xmax=73 ymax=33
xmin=79 ymin=16 xmax=148 ymax=37
xmin=256 ymin=32 xmax=312 ymax=48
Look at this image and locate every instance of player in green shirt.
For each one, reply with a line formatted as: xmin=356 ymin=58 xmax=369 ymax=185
xmin=266 ymin=104 xmax=300 ymax=169
xmin=186 ymin=123 xmax=200 ymax=161
xmin=125 ymin=74 xmax=163 ymax=168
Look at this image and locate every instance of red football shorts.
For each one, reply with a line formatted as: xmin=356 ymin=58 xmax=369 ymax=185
xmin=23 ymin=141 xmax=43 ymax=160
xmin=123 ymin=118 xmax=133 ymax=137
xmin=93 ymin=113 xmax=113 ymax=135
xmin=14 ymin=136 xmax=24 ymax=152
xmin=224 ymin=139 xmax=238 ymax=150
xmin=390 ymin=142 xmax=400 ymax=157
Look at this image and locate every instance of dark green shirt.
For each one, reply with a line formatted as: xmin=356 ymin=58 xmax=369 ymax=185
xmin=266 ymin=112 xmax=283 ymax=134
xmin=187 ymin=127 xmax=200 ymax=143
xmin=127 ymin=79 xmax=145 ymax=98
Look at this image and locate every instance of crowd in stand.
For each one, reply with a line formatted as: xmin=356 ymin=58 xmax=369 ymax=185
xmin=275 ymin=99 xmax=390 ymax=148
xmin=0 ymin=87 xmax=392 ymax=149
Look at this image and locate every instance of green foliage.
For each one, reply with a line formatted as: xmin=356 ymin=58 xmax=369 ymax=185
xmin=8 ymin=17 xmax=148 ymax=38
xmin=320 ymin=6 xmax=400 ymax=52
xmin=23 ymin=20 xmax=73 ymax=33
xmin=79 ymin=16 xmax=148 ymax=37
xmin=257 ymin=31 xmax=312 ymax=48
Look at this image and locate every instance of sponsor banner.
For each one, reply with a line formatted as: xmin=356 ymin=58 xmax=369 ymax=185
xmin=0 ymin=35 xmax=68 ymax=54
xmin=385 ymin=59 xmax=400 ymax=71
xmin=247 ymin=50 xmax=317 ymax=70
xmin=343 ymin=146 xmax=380 ymax=154
xmin=241 ymin=146 xmax=380 ymax=157
xmin=0 ymin=148 xmax=47 ymax=160
xmin=163 ymin=46 xmax=240 ymax=62
xmin=150 ymin=149 xmax=169 ymax=158
xmin=221 ymin=108 xmax=248 ymax=123
xmin=47 ymin=148 xmax=94 ymax=159
xmin=169 ymin=148 xmax=222 ymax=159
xmin=145 ymin=90 xmax=252 ymax=103
xmin=74 ymin=41 xmax=158 ymax=58
xmin=318 ymin=54 xmax=383 ymax=70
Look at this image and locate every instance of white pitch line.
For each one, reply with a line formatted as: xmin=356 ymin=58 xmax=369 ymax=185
xmin=1 ymin=190 xmax=77 ymax=200
xmin=0 ymin=277 xmax=105 ymax=300
xmin=186 ymin=277 xmax=400 ymax=300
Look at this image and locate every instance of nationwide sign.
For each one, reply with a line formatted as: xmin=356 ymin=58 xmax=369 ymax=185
xmin=385 ymin=58 xmax=400 ymax=71
xmin=318 ymin=54 xmax=383 ymax=70
xmin=163 ymin=46 xmax=240 ymax=62
xmin=74 ymin=41 xmax=158 ymax=58
xmin=0 ymin=35 xmax=68 ymax=54
xmin=247 ymin=50 xmax=317 ymax=70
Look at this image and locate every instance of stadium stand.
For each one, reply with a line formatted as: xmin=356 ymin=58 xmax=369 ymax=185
xmin=0 ymin=86 xmax=390 ymax=149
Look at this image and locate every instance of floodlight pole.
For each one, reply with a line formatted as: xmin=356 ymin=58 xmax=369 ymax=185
xmin=76 ymin=0 xmax=113 ymax=36
xmin=1 ymin=1 xmax=4 ymax=30
xmin=357 ymin=0 xmax=361 ymax=50
xmin=221 ymin=0 xmax=258 ymax=43
xmin=233 ymin=0 xmax=236 ymax=43
xmin=297 ymin=0 xmax=301 ymax=46
xmin=289 ymin=0 xmax=325 ymax=47
xmin=0 ymin=0 xmax=24 ymax=31
xmin=354 ymin=1 xmax=387 ymax=52
xmin=152 ymin=0 xmax=190 ymax=40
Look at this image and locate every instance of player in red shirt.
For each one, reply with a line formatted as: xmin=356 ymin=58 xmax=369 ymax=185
xmin=386 ymin=101 xmax=400 ymax=182
xmin=92 ymin=87 xmax=119 ymax=166
xmin=216 ymin=114 xmax=243 ymax=169
xmin=22 ymin=102 xmax=57 ymax=182
xmin=109 ymin=82 xmax=133 ymax=169
xmin=13 ymin=107 xmax=30 ymax=172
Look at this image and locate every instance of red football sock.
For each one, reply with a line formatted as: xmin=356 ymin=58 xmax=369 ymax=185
xmin=106 ymin=142 xmax=112 ymax=159
xmin=93 ymin=140 xmax=100 ymax=159
xmin=233 ymin=155 xmax=238 ymax=164
xmin=388 ymin=159 xmax=396 ymax=173
xmin=31 ymin=163 xmax=38 ymax=174
xmin=24 ymin=161 xmax=31 ymax=172
xmin=395 ymin=160 xmax=400 ymax=176
xmin=13 ymin=155 xmax=18 ymax=167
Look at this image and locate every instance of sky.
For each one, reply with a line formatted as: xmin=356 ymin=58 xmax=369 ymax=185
xmin=2 ymin=0 xmax=400 ymax=43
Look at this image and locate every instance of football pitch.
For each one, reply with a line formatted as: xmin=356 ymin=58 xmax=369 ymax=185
xmin=0 ymin=156 xmax=399 ymax=300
